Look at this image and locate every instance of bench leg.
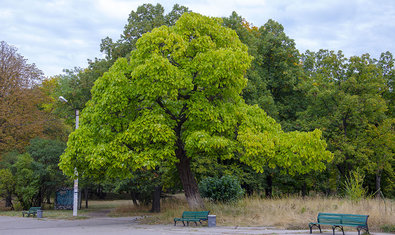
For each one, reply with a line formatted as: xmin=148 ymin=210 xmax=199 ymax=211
xmin=309 ymin=224 xmax=322 ymax=234
xmin=182 ymin=221 xmax=185 ymax=226
xmin=357 ymin=226 xmax=370 ymax=235
xmin=332 ymin=225 xmax=344 ymax=235
xmin=174 ymin=221 xmax=176 ymax=226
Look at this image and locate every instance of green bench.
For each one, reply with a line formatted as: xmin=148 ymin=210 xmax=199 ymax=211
xmin=309 ymin=212 xmax=369 ymax=235
xmin=174 ymin=211 xmax=210 ymax=226
xmin=22 ymin=207 xmax=41 ymax=217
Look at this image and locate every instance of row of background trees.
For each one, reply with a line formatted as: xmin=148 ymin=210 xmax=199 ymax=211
xmin=0 ymin=3 xmax=393 ymax=210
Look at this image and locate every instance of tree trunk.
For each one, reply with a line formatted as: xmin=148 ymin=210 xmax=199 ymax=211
xmin=130 ymin=190 xmax=138 ymax=206
xmin=376 ymin=170 xmax=382 ymax=198
xmin=302 ymin=182 xmax=307 ymax=197
xmin=150 ymin=185 xmax=162 ymax=213
xmin=265 ymin=174 xmax=273 ymax=198
xmin=5 ymin=192 xmax=12 ymax=208
xmin=46 ymin=193 xmax=51 ymax=204
xmin=85 ymin=187 xmax=89 ymax=208
xmin=37 ymin=189 xmax=43 ymax=207
xmin=79 ymin=190 xmax=82 ymax=209
xmin=176 ymin=152 xmax=204 ymax=209
xmin=174 ymin=119 xmax=204 ymax=209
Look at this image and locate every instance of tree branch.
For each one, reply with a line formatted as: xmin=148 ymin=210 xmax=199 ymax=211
xmin=156 ymin=97 xmax=177 ymax=121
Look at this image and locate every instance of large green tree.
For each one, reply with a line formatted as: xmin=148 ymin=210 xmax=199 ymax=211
xmin=0 ymin=168 xmax=15 ymax=208
xmin=60 ymin=13 xmax=332 ymax=208
xmin=299 ymin=50 xmax=393 ymax=195
xmin=224 ymin=13 xmax=311 ymax=196
xmin=27 ymin=138 xmax=67 ymax=204
xmin=224 ymin=15 xmax=305 ymax=130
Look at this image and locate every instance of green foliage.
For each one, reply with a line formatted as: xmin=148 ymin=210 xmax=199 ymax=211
xmin=381 ymin=224 xmax=395 ymax=233
xmin=12 ymin=201 xmax=23 ymax=211
xmin=378 ymin=51 xmax=395 ymax=117
xmin=53 ymin=4 xmax=190 ymax=132
xmin=225 ymin=15 xmax=305 ymax=130
xmin=299 ymin=50 xmax=394 ymax=196
xmin=13 ymin=154 xmax=40 ymax=209
xmin=101 ymin=3 xmax=190 ymax=61
xmin=27 ymin=137 xmax=68 ymax=201
xmin=112 ymin=168 xmax=163 ymax=205
xmin=0 ymin=151 xmax=19 ymax=170
xmin=0 ymin=138 xmax=68 ymax=209
xmin=343 ymin=169 xmax=368 ymax=202
xmin=199 ymin=175 xmax=244 ymax=202
xmin=0 ymin=168 xmax=14 ymax=197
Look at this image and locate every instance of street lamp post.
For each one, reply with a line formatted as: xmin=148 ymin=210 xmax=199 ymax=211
xmin=59 ymin=96 xmax=79 ymax=217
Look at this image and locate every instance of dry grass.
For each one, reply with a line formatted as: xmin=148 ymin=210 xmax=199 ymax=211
xmin=110 ymin=195 xmax=190 ymax=220
xmin=206 ymin=196 xmax=395 ymax=230
xmin=86 ymin=199 xmax=135 ymax=209
xmin=115 ymin=194 xmax=395 ymax=232
xmin=1 ymin=196 xmax=394 ymax=232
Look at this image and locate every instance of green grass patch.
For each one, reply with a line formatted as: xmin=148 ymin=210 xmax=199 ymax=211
xmin=381 ymin=224 xmax=395 ymax=233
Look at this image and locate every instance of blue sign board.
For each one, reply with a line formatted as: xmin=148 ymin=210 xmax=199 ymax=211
xmin=55 ymin=188 xmax=73 ymax=210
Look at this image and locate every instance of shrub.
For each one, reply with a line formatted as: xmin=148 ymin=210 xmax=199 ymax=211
xmin=343 ymin=169 xmax=368 ymax=202
xmin=199 ymin=175 xmax=244 ymax=203
xmin=381 ymin=224 xmax=395 ymax=233
xmin=13 ymin=201 xmax=23 ymax=211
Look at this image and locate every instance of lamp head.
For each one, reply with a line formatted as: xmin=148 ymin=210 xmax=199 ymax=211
xmin=59 ymin=96 xmax=68 ymax=103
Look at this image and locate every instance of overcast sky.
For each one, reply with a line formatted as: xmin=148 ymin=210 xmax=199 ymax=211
xmin=1 ymin=0 xmax=394 ymax=77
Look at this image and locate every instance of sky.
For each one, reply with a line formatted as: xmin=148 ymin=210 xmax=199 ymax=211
xmin=1 ymin=0 xmax=394 ymax=77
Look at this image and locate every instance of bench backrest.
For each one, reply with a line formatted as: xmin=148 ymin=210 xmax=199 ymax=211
xmin=182 ymin=211 xmax=210 ymax=220
xmin=29 ymin=207 xmax=41 ymax=212
xmin=318 ymin=213 xmax=368 ymax=226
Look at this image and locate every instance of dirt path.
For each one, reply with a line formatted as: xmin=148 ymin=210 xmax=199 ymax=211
xmin=88 ymin=208 xmax=113 ymax=217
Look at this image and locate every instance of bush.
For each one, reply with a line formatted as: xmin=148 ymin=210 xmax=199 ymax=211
xmin=199 ymin=175 xmax=244 ymax=203
xmin=343 ymin=169 xmax=368 ymax=202
xmin=13 ymin=201 xmax=23 ymax=211
xmin=381 ymin=224 xmax=395 ymax=233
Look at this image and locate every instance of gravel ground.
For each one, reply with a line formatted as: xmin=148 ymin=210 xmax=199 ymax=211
xmin=0 ymin=215 xmax=393 ymax=235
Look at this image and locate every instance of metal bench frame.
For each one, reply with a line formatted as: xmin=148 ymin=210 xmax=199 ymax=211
xmin=174 ymin=211 xmax=210 ymax=226
xmin=309 ymin=212 xmax=369 ymax=235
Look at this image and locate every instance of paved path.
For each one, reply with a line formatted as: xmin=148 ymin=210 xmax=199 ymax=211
xmin=0 ymin=216 xmax=392 ymax=235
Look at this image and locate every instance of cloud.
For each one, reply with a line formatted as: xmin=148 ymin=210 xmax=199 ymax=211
xmin=271 ymin=0 xmax=395 ymax=57
xmin=1 ymin=0 xmax=394 ymax=77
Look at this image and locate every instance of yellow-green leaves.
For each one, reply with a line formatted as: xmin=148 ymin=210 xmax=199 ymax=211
xmin=235 ymin=104 xmax=332 ymax=174
xmin=59 ymin=12 xmax=332 ymax=182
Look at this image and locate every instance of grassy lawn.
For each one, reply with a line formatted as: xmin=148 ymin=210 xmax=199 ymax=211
xmin=1 ymin=195 xmax=394 ymax=233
